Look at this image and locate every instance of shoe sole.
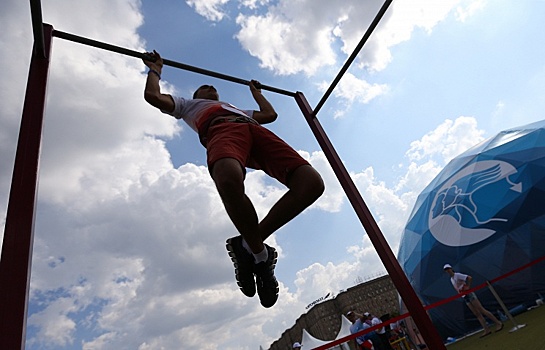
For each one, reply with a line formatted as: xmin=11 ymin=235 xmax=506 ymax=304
xmin=226 ymin=237 xmax=256 ymax=297
xmin=255 ymin=246 xmax=279 ymax=308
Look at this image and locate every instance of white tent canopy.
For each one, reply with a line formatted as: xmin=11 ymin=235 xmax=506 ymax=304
xmin=336 ymin=315 xmax=353 ymax=340
xmin=300 ymin=315 xmax=351 ymax=350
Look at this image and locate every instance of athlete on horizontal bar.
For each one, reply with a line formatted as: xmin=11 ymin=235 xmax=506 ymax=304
xmin=143 ymin=50 xmax=324 ymax=308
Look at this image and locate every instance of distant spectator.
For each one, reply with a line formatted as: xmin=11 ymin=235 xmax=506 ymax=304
xmin=370 ymin=313 xmax=394 ymax=350
xmin=443 ymin=264 xmax=504 ymax=337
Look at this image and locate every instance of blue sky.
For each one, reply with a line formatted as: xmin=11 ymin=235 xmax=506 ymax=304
xmin=1 ymin=0 xmax=545 ymax=349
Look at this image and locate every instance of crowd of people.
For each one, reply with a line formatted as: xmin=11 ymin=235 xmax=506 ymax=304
xmin=346 ymin=311 xmax=395 ymax=350
xmin=290 ymin=310 xmax=403 ymax=350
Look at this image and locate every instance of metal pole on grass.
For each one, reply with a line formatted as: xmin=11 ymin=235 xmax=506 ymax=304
xmin=486 ymin=281 xmax=526 ymax=332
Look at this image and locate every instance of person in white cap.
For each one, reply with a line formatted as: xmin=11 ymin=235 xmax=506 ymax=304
xmin=292 ymin=341 xmax=302 ymax=349
xmin=370 ymin=313 xmax=394 ymax=350
xmin=443 ymin=264 xmax=504 ymax=337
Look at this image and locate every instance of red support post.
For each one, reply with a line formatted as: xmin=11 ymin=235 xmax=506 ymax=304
xmin=0 ymin=24 xmax=53 ymax=350
xmin=294 ymin=92 xmax=446 ymax=350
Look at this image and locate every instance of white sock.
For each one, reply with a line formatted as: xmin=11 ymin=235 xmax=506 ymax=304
xmin=253 ymin=247 xmax=269 ymax=264
xmin=242 ymin=238 xmax=268 ymax=263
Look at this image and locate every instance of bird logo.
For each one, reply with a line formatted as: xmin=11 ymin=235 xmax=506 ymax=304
xmin=429 ymin=160 xmax=521 ymax=246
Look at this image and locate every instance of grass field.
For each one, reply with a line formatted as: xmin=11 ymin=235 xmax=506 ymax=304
xmin=444 ymin=304 xmax=545 ymax=350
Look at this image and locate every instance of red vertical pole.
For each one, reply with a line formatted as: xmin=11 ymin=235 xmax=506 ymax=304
xmin=0 ymin=24 xmax=53 ymax=350
xmin=294 ymin=92 xmax=446 ymax=350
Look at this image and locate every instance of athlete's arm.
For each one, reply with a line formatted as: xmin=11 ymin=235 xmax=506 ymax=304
xmin=249 ymin=80 xmax=277 ymax=124
xmin=143 ymin=50 xmax=175 ymax=113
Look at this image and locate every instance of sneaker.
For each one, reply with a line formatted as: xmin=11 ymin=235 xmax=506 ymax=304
xmin=226 ymin=236 xmax=256 ymax=297
xmin=254 ymin=244 xmax=279 ymax=308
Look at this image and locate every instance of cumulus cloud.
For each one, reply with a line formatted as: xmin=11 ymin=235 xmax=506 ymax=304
xmin=27 ymin=297 xmax=78 ymax=348
xmin=232 ymin=0 xmax=484 ymax=106
xmin=240 ymin=0 xmax=271 ymax=10
xmin=232 ymin=0 xmax=483 ymax=76
xmin=186 ymin=0 xmax=230 ymax=21
xmin=332 ymin=73 xmax=389 ymax=104
xmin=294 ymin=261 xmax=357 ymax=301
xmin=406 ymin=116 xmax=484 ymax=163
xmin=235 ymin=10 xmax=338 ymax=76
xmin=455 ymin=0 xmax=487 ymax=22
xmin=318 ymin=72 xmax=389 ymax=118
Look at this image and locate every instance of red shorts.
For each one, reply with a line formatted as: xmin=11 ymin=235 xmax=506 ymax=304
xmin=205 ymin=122 xmax=309 ymax=186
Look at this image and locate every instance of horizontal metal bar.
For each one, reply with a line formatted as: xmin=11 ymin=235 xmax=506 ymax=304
xmin=51 ymin=29 xmax=296 ymax=97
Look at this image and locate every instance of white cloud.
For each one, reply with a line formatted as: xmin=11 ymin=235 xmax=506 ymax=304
xmin=27 ymin=297 xmax=77 ymax=348
xmin=231 ymin=0 xmax=484 ymax=76
xmin=231 ymin=0 xmax=484 ymax=107
xmin=455 ymin=0 xmax=487 ymax=22
xmin=406 ymin=116 xmax=485 ymax=163
xmin=186 ymin=0 xmax=230 ymax=21
xmin=234 ymin=0 xmax=367 ymax=76
xmin=240 ymin=0 xmax=271 ymax=10
xmin=44 ymin=0 xmax=144 ymax=46
xmin=302 ymin=151 xmax=345 ymax=212
xmin=317 ymin=72 xmax=390 ymax=116
xmin=333 ymin=73 xmax=389 ymax=104
xmin=294 ymin=261 xmax=358 ymax=301
xmin=235 ymin=11 xmax=337 ymax=75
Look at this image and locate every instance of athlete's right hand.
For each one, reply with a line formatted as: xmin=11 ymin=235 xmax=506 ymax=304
xmin=142 ymin=50 xmax=163 ymax=70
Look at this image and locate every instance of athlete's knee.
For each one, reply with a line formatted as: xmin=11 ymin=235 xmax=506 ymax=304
xmin=212 ymin=160 xmax=245 ymax=198
xmin=290 ymin=165 xmax=325 ymax=200
xmin=308 ymin=171 xmax=325 ymax=200
xmin=214 ymin=174 xmax=245 ymax=199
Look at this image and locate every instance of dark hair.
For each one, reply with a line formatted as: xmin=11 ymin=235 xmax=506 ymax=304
xmin=192 ymin=85 xmax=213 ymax=99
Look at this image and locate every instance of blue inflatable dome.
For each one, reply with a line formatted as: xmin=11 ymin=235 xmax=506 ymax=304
xmin=397 ymin=120 xmax=545 ymax=337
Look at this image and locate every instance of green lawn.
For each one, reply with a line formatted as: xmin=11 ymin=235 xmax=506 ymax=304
xmin=445 ymin=304 xmax=545 ymax=350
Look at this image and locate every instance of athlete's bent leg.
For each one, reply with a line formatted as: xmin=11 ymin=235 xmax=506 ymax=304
xmin=259 ymin=164 xmax=324 ymax=240
xmin=211 ymin=157 xmax=264 ymax=253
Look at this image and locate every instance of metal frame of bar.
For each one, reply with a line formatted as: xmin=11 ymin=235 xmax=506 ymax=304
xmin=29 ymin=0 xmax=46 ymax=58
xmin=295 ymin=93 xmax=445 ymax=349
xmin=1 ymin=1 xmax=448 ymax=349
xmin=0 ymin=23 xmax=52 ymax=350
